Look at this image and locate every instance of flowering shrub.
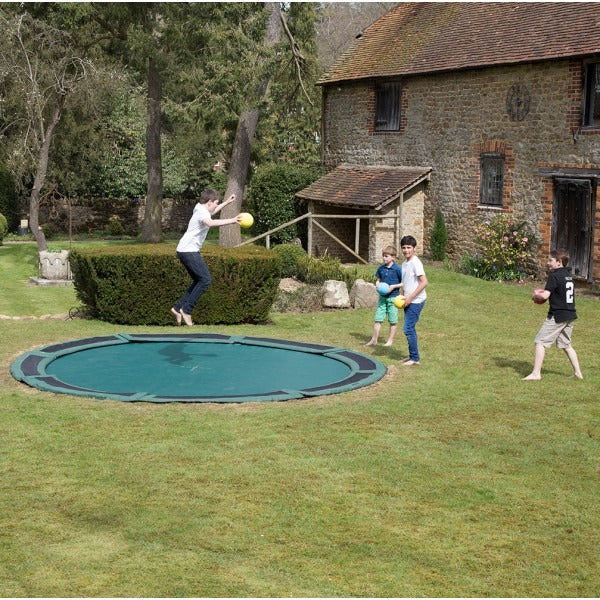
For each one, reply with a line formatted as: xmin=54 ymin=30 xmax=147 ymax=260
xmin=459 ymin=214 xmax=536 ymax=281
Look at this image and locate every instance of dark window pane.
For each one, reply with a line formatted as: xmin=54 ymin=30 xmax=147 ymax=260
xmin=480 ymin=154 xmax=504 ymax=206
xmin=584 ymin=63 xmax=600 ymax=127
xmin=375 ymin=82 xmax=400 ymax=131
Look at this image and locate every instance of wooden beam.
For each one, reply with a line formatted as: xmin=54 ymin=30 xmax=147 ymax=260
xmin=313 ymin=219 xmax=368 ymax=264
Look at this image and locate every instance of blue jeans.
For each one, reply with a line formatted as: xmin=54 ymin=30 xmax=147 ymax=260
xmin=403 ymin=301 xmax=425 ymax=361
xmin=175 ymin=251 xmax=212 ymax=314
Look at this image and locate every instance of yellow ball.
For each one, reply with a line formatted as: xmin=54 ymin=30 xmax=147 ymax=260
xmin=239 ymin=212 xmax=254 ymax=228
xmin=393 ymin=295 xmax=405 ymax=309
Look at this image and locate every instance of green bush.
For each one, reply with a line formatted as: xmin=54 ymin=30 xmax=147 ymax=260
xmin=0 ymin=165 xmax=20 ymax=232
xmin=0 ymin=212 xmax=8 ymax=245
xmin=272 ymin=243 xmax=307 ymax=278
xmin=41 ymin=222 xmax=58 ymax=240
xmin=106 ymin=216 xmax=125 ymax=237
xmin=430 ymin=208 xmax=447 ymax=261
xmin=459 ymin=214 xmax=536 ymax=281
xmin=69 ymin=244 xmax=282 ymax=325
xmin=296 ymin=254 xmax=358 ymax=288
xmin=247 ymin=163 xmax=321 ymax=245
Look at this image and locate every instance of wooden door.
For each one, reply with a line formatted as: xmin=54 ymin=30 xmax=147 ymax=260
xmin=552 ymin=178 xmax=594 ymax=279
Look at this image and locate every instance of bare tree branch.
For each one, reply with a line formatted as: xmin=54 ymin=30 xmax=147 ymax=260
xmin=279 ymin=8 xmax=314 ymax=107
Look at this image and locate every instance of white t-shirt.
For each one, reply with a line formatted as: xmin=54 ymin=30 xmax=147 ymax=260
xmin=401 ymin=255 xmax=427 ymax=303
xmin=176 ymin=203 xmax=211 ymax=252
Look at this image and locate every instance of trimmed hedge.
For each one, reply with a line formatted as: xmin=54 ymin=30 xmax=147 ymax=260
xmin=69 ymin=244 xmax=282 ymax=325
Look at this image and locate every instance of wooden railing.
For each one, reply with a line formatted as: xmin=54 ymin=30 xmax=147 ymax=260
xmin=235 ymin=212 xmax=402 ymax=265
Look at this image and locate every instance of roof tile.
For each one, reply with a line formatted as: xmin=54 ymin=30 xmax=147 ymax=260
xmin=296 ymin=165 xmax=431 ymax=209
xmin=318 ymin=2 xmax=600 ymax=85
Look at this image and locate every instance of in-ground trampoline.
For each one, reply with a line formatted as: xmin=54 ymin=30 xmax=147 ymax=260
xmin=11 ymin=333 xmax=387 ymax=403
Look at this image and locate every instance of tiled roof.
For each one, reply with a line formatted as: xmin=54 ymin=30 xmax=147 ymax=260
xmin=318 ymin=2 xmax=600 ymax=85
xmin=296 ymin=165 xmax=431 ymax=210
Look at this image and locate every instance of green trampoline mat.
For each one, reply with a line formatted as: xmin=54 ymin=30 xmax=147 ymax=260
xmin=11 ymin=333 xmax=387 ymax=403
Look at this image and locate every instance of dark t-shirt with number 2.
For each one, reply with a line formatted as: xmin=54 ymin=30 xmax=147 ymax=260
xmin=545 ymin=266 xmax=577 ymax=324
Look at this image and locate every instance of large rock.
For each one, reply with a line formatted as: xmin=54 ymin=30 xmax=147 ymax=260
xmin=279 ymin=277 xmax=305 ymax=293
xmin=350 ymin=278 xmax=378 ymax=308
xmin=322 ymin=280 xmax=350 ymax=308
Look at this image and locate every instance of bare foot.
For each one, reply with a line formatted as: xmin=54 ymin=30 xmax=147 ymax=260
xmin=179 ymin=309 xmax=194 ymax=327
xmin=365 ymin=340 xmax=377 ymax=346
xmin=383 ymin=341 xmax=394 ymax=347
xmin=522 ymin=373 xmax=541 ymax=381
xmin=572 ymin=373 xmax=583 ymax=379
xmin=170 ymin=307 xmax=182 ymax=325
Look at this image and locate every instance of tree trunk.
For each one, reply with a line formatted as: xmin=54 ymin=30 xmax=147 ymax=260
xmin=219 ymin=3 xmax=282 ymax=248
xmin=218 ymin=108 xmax=260 ymax=247
xmin=141 ymin=56 xmax=163 ymax=242
xmin=29 ymin=93 xmax=67 ymax=253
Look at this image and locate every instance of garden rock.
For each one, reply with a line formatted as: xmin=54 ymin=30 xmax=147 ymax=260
xmin=350 ymin=278 xmax=378 ymax=308
xmin=279 ymin=277 xmax=306 ymax=293
xmin=322 ymin=280 xmax=350 ymax=308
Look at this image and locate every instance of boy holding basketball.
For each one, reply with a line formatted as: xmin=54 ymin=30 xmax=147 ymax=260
xmin=366 ymin=245 xmax=403 ymax=347
xmin=522 ymin=250 xmax=583 ymax=380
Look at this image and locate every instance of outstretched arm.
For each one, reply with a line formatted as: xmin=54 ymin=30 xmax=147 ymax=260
xmin=203 ymin=213 xmax=242 ymax=227
xmin=211 ymin=193 xmax=236 ymax=215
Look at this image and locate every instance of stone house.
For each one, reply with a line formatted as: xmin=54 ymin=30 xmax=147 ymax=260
xmin=298 ymin=2 xmax=600 ymax=282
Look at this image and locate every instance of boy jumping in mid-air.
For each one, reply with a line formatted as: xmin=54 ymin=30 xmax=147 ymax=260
xmin=366 ymin=245 xmax=403 ymax=347
xmin=523 ymin=250 xmax=583 ymax=380
xmin=172 ymin=189 xmax=242 ymax=326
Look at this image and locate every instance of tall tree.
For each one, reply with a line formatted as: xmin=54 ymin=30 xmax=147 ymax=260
xmin=88 ymin=3 xmax=170 ymax=242
xmin=219 ymin=3 xmax=326 ymax=247
xmin=90 ymin=3 xmax=269 ymax=242
xmin=0 ymin=8 xmax=94 ymax=251
xmin=253 ymin=2 xmax=321 ymax=168
xmin=218 ymin=3 xmax=279 ymax=248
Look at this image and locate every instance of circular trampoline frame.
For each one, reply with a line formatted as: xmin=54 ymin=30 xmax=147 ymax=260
xmin=11 ymin=333 xmax=387 ymax=403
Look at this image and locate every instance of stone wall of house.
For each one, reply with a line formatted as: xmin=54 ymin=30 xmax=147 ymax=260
xmin=322 ymin=59 xmax=600 ymax=280
xmin=38 ymin=197 xmax=196 ymax=236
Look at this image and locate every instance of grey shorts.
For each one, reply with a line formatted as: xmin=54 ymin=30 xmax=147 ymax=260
xmin=534 ymin=317 xmax=575 ymax=349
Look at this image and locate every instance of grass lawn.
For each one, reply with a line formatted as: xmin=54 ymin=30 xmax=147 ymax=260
xmin=1 ymin=242 xmax=599 ymax=597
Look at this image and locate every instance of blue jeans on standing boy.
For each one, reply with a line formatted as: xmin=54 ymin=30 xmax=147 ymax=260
xmin=403 ymin=301 xmax=425 ymax=362
xmin=175 ymin=251 xmax=212 ymax=315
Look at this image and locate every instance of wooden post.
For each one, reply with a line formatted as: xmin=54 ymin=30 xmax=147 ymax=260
xmin=355 ymin=218 xmax=360 ymax=256
xmin=307 ymin=214 xmax=313 ymax=256
xmin=395 ymin=193 xmax=403 ymax=248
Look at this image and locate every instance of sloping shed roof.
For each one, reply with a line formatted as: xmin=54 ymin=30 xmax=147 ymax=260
xmin=296 ymin=165 xmax=431 ymax=210
xmin=318 ymin=2 xmax=600 ymax=85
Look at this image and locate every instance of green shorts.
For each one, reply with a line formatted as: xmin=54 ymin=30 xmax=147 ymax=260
xmin=375 ymin=296 xmax=399 ymax=324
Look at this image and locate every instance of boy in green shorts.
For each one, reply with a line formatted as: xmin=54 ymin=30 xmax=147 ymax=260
xmin=366 ymin=245 xmax=403 ymax=347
